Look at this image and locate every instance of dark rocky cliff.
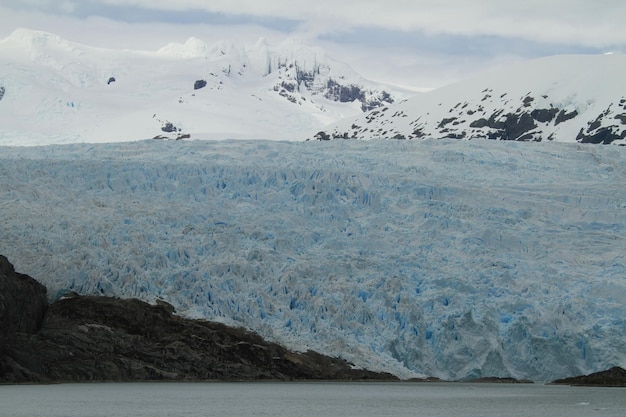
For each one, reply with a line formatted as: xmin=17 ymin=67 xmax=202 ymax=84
xmin=0 ymin=256 xmax=396 ymax=383
xmin=0 ymin=255 xmax=48 ymax=339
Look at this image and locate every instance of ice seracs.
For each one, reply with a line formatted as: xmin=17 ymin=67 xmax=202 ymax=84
xmin=1 ymin=139 xmax=624 ymax=381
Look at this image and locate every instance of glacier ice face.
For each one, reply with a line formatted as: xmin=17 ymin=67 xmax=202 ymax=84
xmin=0 ymin=139 xmax=625 ymax=381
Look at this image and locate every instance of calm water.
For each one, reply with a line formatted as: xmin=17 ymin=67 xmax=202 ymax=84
xmin=0 ymin=382 xmax=624 ymax=417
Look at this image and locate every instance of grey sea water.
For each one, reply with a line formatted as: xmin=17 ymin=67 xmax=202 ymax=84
xmin=0 ymin=382 xmax=624 ymax=417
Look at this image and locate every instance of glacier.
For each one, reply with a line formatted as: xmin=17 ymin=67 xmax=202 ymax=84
xmin=0 ymin=138 xmax=625 ymax=381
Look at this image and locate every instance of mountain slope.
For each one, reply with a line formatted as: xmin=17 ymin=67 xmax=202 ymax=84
xmin=312 ymin=54 xmax=626 ymax=144
xmin=0 ymin=29 xmax=400 ymax=145
xmin=1 ymin=139 xmax=624 ymax=381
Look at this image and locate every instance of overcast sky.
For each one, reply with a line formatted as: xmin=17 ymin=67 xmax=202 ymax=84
xmin=1 ymin=0 xmax=625 ymax=89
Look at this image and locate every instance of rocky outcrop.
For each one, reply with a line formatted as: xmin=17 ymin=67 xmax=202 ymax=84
xmin=324 ymin=79 xmax=394 ymax=112
xmin=0 ymin=86 xmax=5 ymax=101
xmin=268 ymin=60 xmax=396 ymax=112
xmin=161 ymin=121 xmax=178 ymax=133
xmin=311 ymin=55 xmax=626 ymax=144
xmin=0 ymin=257 xmax=396 ymax=383
xmin=193 ymin=79 xmax=207 ymax=90
xmin=576 ymin=102 xmax=626 ymax=144
xmin=551 ymin=366 xmax=626 ymax=387
xmin=316 ymin=94 xmax=626 ymax=143
xmin=0 ymin=255 xmax=47 ymax=339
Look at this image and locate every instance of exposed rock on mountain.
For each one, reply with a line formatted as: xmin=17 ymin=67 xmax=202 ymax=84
xmin=0 ymin=255 xmax=47 ymax=339
xmin=264 ymin=52 xmax=394 ymax=111
xmin=324 ymin=79 xmax=394 ymax=112
xmin=0 ymin=256 xmax=396 ymax=383
xmin=161 ymin=121 xmax=178 ymax=133
xmin=193 ymin=79 xmax=207 ymax=90
xmin=551 ymin=366 xmax=626 ymax=387
xmin=0 ymin=86 xmax=5 ymax=101
xmin=0 ymin=29 xmax=403 ymax=145
xmin=312 ymin=55 xmax=626 ymax=144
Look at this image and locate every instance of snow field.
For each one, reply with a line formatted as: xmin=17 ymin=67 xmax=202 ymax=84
xmin=0 ymin=29 xmax=403 ymax=145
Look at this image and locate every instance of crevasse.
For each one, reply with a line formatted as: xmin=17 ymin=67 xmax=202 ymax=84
xmin=0 ymin=138 xmax=624 ymax=381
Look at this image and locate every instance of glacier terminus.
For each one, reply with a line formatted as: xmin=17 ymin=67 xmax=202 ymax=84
xmin=1 ymin=138 xmax=624 ymax=381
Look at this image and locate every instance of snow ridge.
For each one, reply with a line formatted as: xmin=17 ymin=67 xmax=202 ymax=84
xmin=1 ymin=139 xmax=624 ymax=381
xmin=0 ymin=29 xmax=401 ymax=145
xmin=314 ymin=54 xmax=626 ymax=144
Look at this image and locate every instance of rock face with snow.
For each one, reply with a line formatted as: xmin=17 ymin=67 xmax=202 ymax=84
xmin=1 ymin=139 xmax=625 ymax=382
xmin=0 ymin=29 xmax=399 ymax=145
xmin=313 ymin=55 xmax=626 ymax=144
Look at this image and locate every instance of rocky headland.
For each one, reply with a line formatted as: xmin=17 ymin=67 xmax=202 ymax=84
xmin=0 ymin=255 xmax=396 ymax=383
xmin=551 ymin=366 xmax=626 ymax=387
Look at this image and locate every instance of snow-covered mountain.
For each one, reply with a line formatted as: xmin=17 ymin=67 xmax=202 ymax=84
xmin=1 ymin=139 xmax=624 ymax=381
xmin=0 ymin=29 xmax=400 ymax=145
xmin=312 ymin=54 xmax=626 ymax=144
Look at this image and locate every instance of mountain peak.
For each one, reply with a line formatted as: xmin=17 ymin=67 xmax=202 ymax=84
xmin=156 ymin=37 xmax=210 ymax=58
xmin=313 ymin=54 xmax=626 ymax=144
xmin=0 ymin=30 xmax=402 ymax=145
xmin=1 ymin=28 xmax=81 ymax=53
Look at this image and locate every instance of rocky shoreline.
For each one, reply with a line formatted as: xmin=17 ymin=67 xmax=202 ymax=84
xmin=551 ymin=367 xmax=626 ymax=387
xmin=0 ymin=255 xmax=395 ymax=383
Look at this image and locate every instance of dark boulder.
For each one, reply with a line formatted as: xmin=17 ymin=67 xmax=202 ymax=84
xmin=194 ymin=79 xmax=207 ymax=90
xmin=107 ymin=77 xmax=116 ymax=85
xmin=161 ymin=122 xmax=177 ymax=133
